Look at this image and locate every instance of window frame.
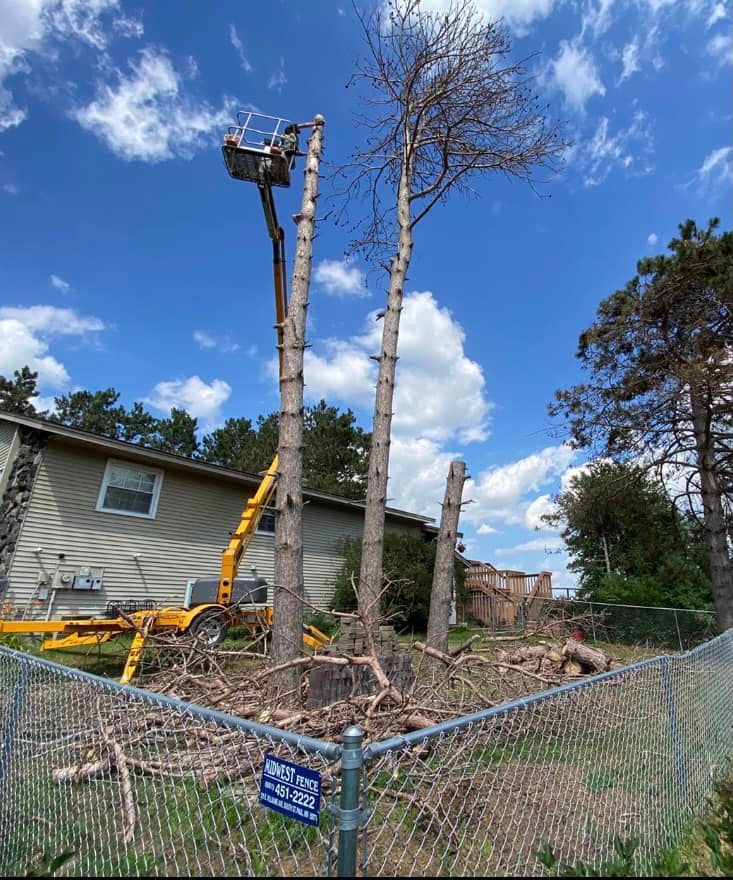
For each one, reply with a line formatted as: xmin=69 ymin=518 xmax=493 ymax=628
xmin=256 ymin=510 xmax=276 ymax=536
xmin=96 ymin=458 xmax=164 ymax=520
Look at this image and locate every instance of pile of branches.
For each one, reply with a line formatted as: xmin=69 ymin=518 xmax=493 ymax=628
xmin=131 ymin=614 xmax=624 ymax=744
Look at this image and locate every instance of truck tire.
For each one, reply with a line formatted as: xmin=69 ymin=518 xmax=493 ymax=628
xmin=189 ymin=608 xmax=229 ymax=646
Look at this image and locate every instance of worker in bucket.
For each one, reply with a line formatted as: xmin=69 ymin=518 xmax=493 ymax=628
xmin=281 ymin=124 xmax=298 ymax=167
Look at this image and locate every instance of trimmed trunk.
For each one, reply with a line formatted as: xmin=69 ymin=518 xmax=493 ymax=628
xmin=270 ymin=120 xmax=325 ymax=699
xmin=426 ymin=460 xmax=466 ymax=655
xmin=690 ymin=385 xmax=733 ymax=631
xmin=359 ymin=167 xmax=413 ymax=635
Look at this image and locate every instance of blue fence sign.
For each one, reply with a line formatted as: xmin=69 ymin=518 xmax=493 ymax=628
xmin=259 ymin=753 xmax=322 ymax=826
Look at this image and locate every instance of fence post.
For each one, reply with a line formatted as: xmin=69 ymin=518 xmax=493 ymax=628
xmin=0 ymin=659 xmax=30 ymax=840
xmin=661 ymin=656 xmax=687 ymax=800
xmin=337 ymin=724 xmax=365 ymax=877
xmin=673 ymin=610 xmax=682 ymax=652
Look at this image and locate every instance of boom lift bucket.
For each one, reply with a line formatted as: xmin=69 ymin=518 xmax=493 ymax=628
xmin=222 ymin=112 xmax=296 ymax=188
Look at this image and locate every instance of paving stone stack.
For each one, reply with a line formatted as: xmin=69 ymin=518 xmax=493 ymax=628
xmin=335 ymin=621 xmax=400 ymax=656
xmin=307 ymin=623 xmax=414 ymax=708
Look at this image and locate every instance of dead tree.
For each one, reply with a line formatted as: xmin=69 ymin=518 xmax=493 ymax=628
xmin=426 ymin=460 xmax=466 ymax=656
xmin=270 ymin=116 xmax=326 ymax=699
xmin=342 ymin=0 xmax=568 ymax=634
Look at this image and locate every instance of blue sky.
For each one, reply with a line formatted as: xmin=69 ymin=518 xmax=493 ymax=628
xmin=0 ymin=0 xmax=731 ymax=589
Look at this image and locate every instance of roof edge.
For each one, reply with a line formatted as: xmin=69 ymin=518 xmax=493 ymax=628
xmin=0 ymin=412 xmax=434 ymax=526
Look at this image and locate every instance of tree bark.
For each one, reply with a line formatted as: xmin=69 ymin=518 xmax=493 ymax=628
xmin=690 ymin=385 xmax=733 ymax=631
xmin=426 ymin=460 xmax=466 ymax=655
xmin=359 ymin=166 xmax=413 ymax=635
xmin=270 ymin=118 xmax=325 ymax=699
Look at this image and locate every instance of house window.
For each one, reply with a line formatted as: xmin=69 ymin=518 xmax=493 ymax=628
xmin=257 ymin=511 xmax=276 ymax=535
xmin=97 ymin=460 xmax=163 ymax=519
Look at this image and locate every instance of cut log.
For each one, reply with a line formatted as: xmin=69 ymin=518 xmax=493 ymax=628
xmin=509 ymin=645 xmax=549 ymax=664
xmin=562 ymin=639 xmax=609 ymax=673
xmin=563 ymin=659 xmax=584 ymax=676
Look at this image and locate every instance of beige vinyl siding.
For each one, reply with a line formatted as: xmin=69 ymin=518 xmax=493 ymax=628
xmin=8 ymin=439 xmax=423 ymax=617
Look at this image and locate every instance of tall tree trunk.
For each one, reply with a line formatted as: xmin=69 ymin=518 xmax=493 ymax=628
xmin=690 ymin=385 xmax=733 ymax=631
xmin=426 ymin=460 xmax=466 ymax=655
xmin=359 ymin=167 xmax=413 ymax=635
xmin=270 ymin=118 xmax=325 ymax=699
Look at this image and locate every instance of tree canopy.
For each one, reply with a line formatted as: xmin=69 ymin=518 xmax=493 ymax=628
xmin=333 ymin=532 xmax=465 ymax=632
xmin=550 ymin=218 xmax=732 ymax=627
xmin=0 ymin=367 xmax=41 ymax=416
xmin=545 ymin=461 xmax=713 ymax=610
xmin=200 ymin=400 xmax=370 ymax=498
xmin=0 ymin=368 xmax=369 ymax=499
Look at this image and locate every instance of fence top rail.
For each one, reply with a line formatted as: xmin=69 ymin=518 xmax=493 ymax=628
xmin=0 ymin=645 xmax=340 ymax=760
xmin=364 ymin=628 xmax=732 ymax=761
xmin=541 ymin=598 xmax=717 ymax=616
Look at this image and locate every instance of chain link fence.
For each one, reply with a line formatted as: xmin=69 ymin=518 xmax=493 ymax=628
xmin=531 ymin=598 xmax=718 ymax=651
xmin=0 ymin=648 xmax=340 ymax=877
xmin=1 ymin=631 xmax=732 ymax=876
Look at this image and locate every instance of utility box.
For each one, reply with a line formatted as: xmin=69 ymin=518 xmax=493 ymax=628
xmin=52 ymin=566 xmax=104 ymax=590
xmin=72 ymin=576 xmax=102 ymax=591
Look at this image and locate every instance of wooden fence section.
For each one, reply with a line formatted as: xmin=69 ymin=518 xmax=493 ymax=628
xmin=459 ymin=564 xmax=552 ymax=630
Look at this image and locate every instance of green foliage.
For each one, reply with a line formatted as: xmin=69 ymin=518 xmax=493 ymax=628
xmin=150 ymin=407 xmax=199 ymax=457
xmin=545 ymin=460 xmax=713 ymax=610
xmin=304 ymin=611 xmax=339 ymax=637
xmin=333 ymin=532 xmax=464 ymax=631
xmin=0 ymin=366 xmax=42 ymax=415
xmin=200 ymin=399 xmax=370 ymax=498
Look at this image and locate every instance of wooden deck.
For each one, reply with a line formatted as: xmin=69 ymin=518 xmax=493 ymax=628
xmin=458 ymin=562 xmax=552 ymax=630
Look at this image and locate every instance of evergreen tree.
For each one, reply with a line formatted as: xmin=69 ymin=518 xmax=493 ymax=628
xmin=151 ymin=408 xmax=199 ymax=457
xmin=0 ymin=367 xmax=41 ymax=415
xmin=200 ymin=400 xmax=369 ymax=498
xmin=550 ymin=219 xmax=732 ymax=627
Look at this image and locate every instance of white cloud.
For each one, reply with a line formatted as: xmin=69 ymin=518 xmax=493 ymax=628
xmin=476 ymin=523 xmax=498 ymax=535
xmin=45 ymin=0 xmax=119 ymax=49
xmin=618 ymin=39 xmax=640 ymax=83
xmin=0 ymin=304 xmax=103 ymax=335
xmin=305 ymin=291 xmax=491 ymax=444
xmin=50 ymin=273 xmax=70 ymax=292
xmin=229 ymin=24 xmax=252 ymax=73
xmin=0 ymin=304 xmax=105 ymax=389
xmin=707 ymin=31 xmax=732 ymax=66
xmin=2 ymin=182 xmax=20 ymax=195
xmin=314 ymin=258 xmax=368 ymax=297
xmin=550 ymin=39 xmax=605 ymax=111
xmin=495 ymin=535 xmax=565 ymax=555
xmin=416 ymin=0 xmax=556 ymax=36
xmin=524 ymin=493 xmax=556 ymax=530
xmin=0 ymin=1 xmax=127 ymax=130
xmin=647 ymin=232 xmax=658 ymax=246
xmin=694 ymin=145 xmax=733 ymax=192
xmin=581 ymin=0 xmax=617 ymax=36
xmin=193 ymin=330 xmax=240 ymax=353
xmin=112 ymin=13 xmax=143 ymax=38
xmin=707 ymin=2 xmax=727 ymax=26
xmin=581 ymin=109 xmax=654 ymax=186
xmin=268 ymin=57 xmax=287 ymax=91
xmin=146 ymin=376 xmax=232 ymax=424
xmin=463 ymin=444 xmax=577 ymax=526
xmin=74 ymin=48 xmax=237 ymax=162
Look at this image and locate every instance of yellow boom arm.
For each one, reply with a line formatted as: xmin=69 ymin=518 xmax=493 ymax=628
xmin=218 ymin=454 xmax=279 ymax=604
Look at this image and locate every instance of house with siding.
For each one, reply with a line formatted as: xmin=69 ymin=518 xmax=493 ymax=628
xmin=0 ymin=413 xmax=435 ymax=620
